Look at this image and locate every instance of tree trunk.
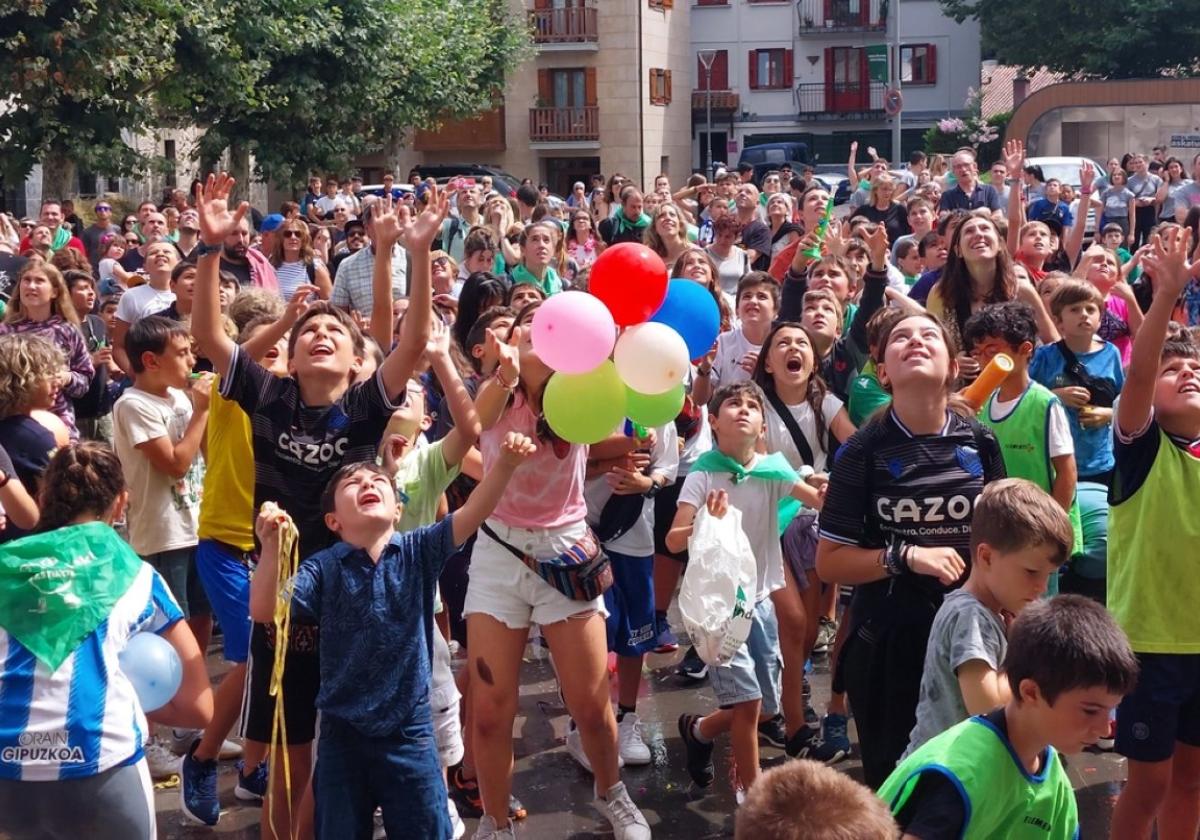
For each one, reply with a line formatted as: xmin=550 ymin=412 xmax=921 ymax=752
xmin=228 ymin=141 xmax=251 ymax=204
xmin=41 ymin=148 xmax=77 ymax=202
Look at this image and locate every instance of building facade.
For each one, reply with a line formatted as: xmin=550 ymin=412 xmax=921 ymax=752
xmin=691 ymin=0 xmax=981 ymax=167
xmin=382 ymin=0 xmax=694 ymax=195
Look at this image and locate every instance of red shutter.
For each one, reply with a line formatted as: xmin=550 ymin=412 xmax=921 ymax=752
xmin=665 ymin=70 xmax=673 ymax=103
xmin=714 ymin=50 xmax=729 ymax=89
xmin=926 ymin=44 xmax=937 ymax=85
xmin=749 ymin=50 xmax=759 ymax=89
xmin=823 ymin=47 xmax=834 ymax=87
xmin=783 ymin=49 xmax=794 ymax=89
xmin=538 ymin=69 xmax=552 ymax=104
xmin=585 ymin=67 xmax=598 ymax=105
xmin=534 ymin=0 xmax=550 ymax=7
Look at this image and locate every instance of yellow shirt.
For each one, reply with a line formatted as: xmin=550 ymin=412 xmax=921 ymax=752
xmin=197 ymin=378 xmax=255 ymax=550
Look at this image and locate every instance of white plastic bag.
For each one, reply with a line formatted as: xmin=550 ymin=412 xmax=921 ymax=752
xmin=679 ymin=505 xmax=757 ymax=667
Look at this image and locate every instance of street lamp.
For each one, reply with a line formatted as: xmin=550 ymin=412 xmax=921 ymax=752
xmin=698 ymin=49 xmax=718 ymax=179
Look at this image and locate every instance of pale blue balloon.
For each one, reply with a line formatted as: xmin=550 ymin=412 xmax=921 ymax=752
xmin=119 ymin=632 xmax=183 ymax=712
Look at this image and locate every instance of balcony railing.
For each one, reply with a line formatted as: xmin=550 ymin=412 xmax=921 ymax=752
xmin=691 ymin=90 xmax=741 ymax=112
xmin=529 ymin=7 xmax=598 ymax=43
xmin=796 ymin=0 xmax=885 ymax=31
xmin=529 ymin=106 xmax=599 ymax=142
xmin=795 ymin=82 xmax=886 ymax=119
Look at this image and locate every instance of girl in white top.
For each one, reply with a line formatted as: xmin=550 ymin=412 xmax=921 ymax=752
xmin=268 ymin=220 xmax=332 ymax=300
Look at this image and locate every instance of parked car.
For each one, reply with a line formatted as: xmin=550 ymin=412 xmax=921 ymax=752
xmin=1020 ymin=156 xmax=1106 ymax=237
xmin=411 ymin=164 xmax=522 ymax=197
xmin=739 ymin=142 xmax=812 ymax=168
xmin=357 ymin=183 xmax=416 ymax=202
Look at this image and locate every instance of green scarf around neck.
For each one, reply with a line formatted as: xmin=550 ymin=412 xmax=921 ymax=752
xmin=511 ymin=263 xmax=562 ymax=297
xmin=614 ymin=212 xmax=651 ymax=237
xmin=49 ymin=226 xmax=71 ymax=254
xmin=691 ymin=450 xmax=802 ymax=534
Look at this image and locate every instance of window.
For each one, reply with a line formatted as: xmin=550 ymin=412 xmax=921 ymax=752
xmin=696 ymin=50 xmax=729 ymax=90
xmin=900 ymin=44 xmax=937 ymax=85
xmin=164 ymin=139 xmax=177 ymax=189
xmin=537 ymin=67 xmax=597 ymax=107
xmin=748 ymin=49 xmax=792 ymax=90
xmin=649 ymin=68 xmax=673 ymax=105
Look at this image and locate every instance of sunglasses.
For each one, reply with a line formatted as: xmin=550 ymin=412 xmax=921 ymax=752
xmin=96 ymin=205 xmax=112 ymax=212
xmin=20 ymin=223 xmax=34 ymax=229
xmin=347 ymin=229 xmax=366 ymax=237
xmin=282 ymin=230 xmax=304 ymax=239
xmin=431 ymin=257 xmax=450 ymax=268
xmin=125 ymin=238 xmax=140 ymax=245
xmin=535 ymin=414 xmax=571 ymax=459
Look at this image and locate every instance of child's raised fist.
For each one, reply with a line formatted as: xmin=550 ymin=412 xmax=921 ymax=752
xmin=498 ymin=432 xmax=537 ymax=466
xmin=255 ymin=502 xmax=289 ymax=544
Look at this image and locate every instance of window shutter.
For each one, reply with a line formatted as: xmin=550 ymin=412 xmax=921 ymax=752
xmin=926 ymin=44 xmax=937 ymax=84
xmin=585 ymin=67 xmax=598 ymax=105
xmin=534 ymin=0 xmax=551 ymax=8
xmin=665 ymin=69 xmax=673 ymax=103
xmin=783 ymin=49 xmax=794 ymax=88
xmin=538 ymin=69 xmax=552 ymax=104
xmin=823 ymin=47 xmax=834 ymax=88
xmin=714 ymin=50 xmax=729 ymax=89
xmin=749 ymin=50 xmax=760 ymax=89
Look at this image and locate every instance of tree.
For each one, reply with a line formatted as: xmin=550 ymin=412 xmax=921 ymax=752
xmin=940 ymin=0 xmax=1200 ymax=79
xmin=0 ymin=0 xmax=189 ymax=199
xmin=165 ymin=0 xmax=531 ymax=190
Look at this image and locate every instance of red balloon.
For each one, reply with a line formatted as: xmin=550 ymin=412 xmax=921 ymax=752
xmin=588 ymin=243 xmax=669 ymax=326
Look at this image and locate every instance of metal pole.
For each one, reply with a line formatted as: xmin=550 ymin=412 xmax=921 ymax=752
xmin=890 ymin=0 xmax=902 ymax=160
xmin=699 ymin=50 xmax=717 ymax=178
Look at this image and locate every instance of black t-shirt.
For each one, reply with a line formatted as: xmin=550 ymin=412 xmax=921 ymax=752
xmin=0 ymin=416 xmax=56 ymax=544
xmin=893 ymin=708 xmax=1009 ymax=839
xmin=1111 ymin=416 xmax=1199 ymax=504
xmin=0 ymin=252 xmax=29 ymax=303
xmin=119 ymin=248 xmax=146 ymax=273
xmin=851 ymin=202 xmax=912 ymax=245
xmin=819 ymin=411 xmax=1005 ymax=630
xmin=771 ymin=221 xmax=803 ymax=247
xmin=220 ymin=255 xmax=253 ymax=287
xmin=597 ymin=215 xmax=647 ymax=247
xmin=220 ymin=346 xmax=403 ymax=559
xmin=738 ymin=220 xmax=772 ymax=271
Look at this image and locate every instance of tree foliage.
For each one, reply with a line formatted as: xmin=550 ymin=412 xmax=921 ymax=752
xmin=941 ymin=0 xmax=1200 ymax=79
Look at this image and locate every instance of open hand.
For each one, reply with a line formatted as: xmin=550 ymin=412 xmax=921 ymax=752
xmin=1141 ymin=228 xmax=1193 ymax=299
xmin=863 ymin=222 xmax=889 ymax=270
xmin=195 ymin=173 xmax=249 ymax=247
xmin=371 ymin=195 xmax=408 ymax=251
xmin=498 ymin=432 xmax=537 ymax=466
xmin=406 ymin=184 xmax=451 ymax=250
xmin=424 ymin=317 xmax=452 ymax=362
xmin=1002 ymin=139 xmax=1025 ymax=175
xmin=488 ymin=326 xmax=520 ymax=382
xmin=283 ymin=284 xmax=322 ymax=325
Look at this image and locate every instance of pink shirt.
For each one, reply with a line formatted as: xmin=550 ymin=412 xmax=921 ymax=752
xmin=1105 ymin=295 xmax=1133 ymax=367
xmin=482 ymin=392 xmax=588 ymax=530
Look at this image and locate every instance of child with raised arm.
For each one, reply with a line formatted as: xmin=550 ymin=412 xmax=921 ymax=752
xmin=1109 ymin=228 xmax=1200 ymax=840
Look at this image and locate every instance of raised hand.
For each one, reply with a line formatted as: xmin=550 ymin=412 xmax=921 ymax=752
xmin=1142 ymin=229 xmax=1193 ymax=298
xmin=498 ymin=432 xmax=537 ymax=466
xmin=864 ymin=223 xmax=889 ymax=270
xmin=380 ymin=433 xmax=408 ymax=475
xmin=406 ymin=184 xmax=451 ymax=250
xmin=255 ymin=503 xmax=287 ymax=545
xmin=194 ymin=173 xmax=249 ymax=246
xmin=1079 ymin=161 xmax=1096 ymax=193
xmin=1002 ymin=139 xmax=1025 ymax=176
xmin=283 ymin=284 xmax=322 ymax=325
xmin=488 ymin=325 xmax=520 ymax=382
xmin=424 ymin=316 xmax=452 ymax=362
xmin=371 ymin=194 xmax=407 ymax=251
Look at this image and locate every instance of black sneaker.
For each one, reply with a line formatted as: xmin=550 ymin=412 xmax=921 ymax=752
xmin=784 ymin=724 xmax=821 ymax=758
xmin=678 ymin=714 xmax=715 ymax=788
xmin=804 ymin=702 xmax=819 ymax=728
xmin=677 ymin=646 xmax=708 ymax=681
xmin=757 ymin=714 xmax=787 ymax=749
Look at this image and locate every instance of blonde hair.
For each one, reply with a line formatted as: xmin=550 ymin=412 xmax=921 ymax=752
xmin=5 ymin=262 xmax=80 ymax=326
xmin=644 ymin=202 xmax=689 ymax=259
xmin=0 ymin=333 xmax=66 ymax=418
xmin=228 ymin=287 xmax=286 ymax=332
xmin=735 ymin=760 xmax=899 ymax=840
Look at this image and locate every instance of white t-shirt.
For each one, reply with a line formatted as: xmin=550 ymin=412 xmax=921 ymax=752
xmin=115 ymin=284 xmax=175 ymax=325
xmin=709 ymin=328 xmax=760 ymax=391
xmin=584 ymin=422 xmax=679 ymax=557
xmin=315 ymin=194 xmax=351 ymax=216
xmin=764 ymin=392 xmax=844 ymax=473
xmin=987 ymin=390 xmax=1074 ymax=458
xmin=112 ymin=387 xmax=203 ymax=556
xmin=679 ymin=456 xmax=794 ymax=603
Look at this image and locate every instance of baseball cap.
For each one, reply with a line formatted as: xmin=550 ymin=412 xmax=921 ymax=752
xmin=344 ymin=218 xmax=366 ymax=236
xmin=260 ymin=213 xmax=285 ymax=233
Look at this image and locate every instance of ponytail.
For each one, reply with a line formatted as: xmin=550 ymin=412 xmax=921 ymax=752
xmin=37 ymin=443 xmax=125 ymax=531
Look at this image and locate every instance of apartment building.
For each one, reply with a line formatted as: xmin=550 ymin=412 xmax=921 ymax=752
xmin=386 ymin=0 xmax=694 ymax=195
xmin=691 ymin=0 xmax=981 ymax=166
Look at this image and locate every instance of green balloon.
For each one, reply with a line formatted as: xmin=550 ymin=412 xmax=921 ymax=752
xmin=625 ymin=384 xmax=685 ymax=428
xmin=543 ymin=361 xmax=628 ymax=444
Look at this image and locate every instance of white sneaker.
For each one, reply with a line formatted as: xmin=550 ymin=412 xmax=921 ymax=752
xmin=594 ymin=781 xmax=651 ymax=840
xmin=144 ymin=737 xmax=180 ymax=779
xmin=448 ymin=796 xmax=466 ymax=839
xmin=566 ymin=720 xmax=624 ymax=774
xmin=473 ymin=815 xmax=516 ymax=839
xmin=617 ymin=713 xmax=652 ymax=766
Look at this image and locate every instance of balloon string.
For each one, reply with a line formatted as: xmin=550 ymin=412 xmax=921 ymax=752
xmin=262 ymin=503 xmax=299 ymax=840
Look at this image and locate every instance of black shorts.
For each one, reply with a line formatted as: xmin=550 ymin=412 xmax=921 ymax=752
xmin=652 ymin=480 xmax=687 ymax=562
xmin=1116 ymin=652 xmax=1200 ymax=763
xmin=242 ymin=622 xmax=321 ymax=745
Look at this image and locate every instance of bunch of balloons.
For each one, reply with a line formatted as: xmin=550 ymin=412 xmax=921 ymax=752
xmin=532 ymin=243 xmax=721 ymax=443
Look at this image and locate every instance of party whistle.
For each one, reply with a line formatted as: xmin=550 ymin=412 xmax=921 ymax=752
xmin=624 ymin=419 xmax=649 ymax=439
xmin=802 ymin=195 xmax=836 ymax=260
xmin=960 ymin=353 xmax=1013 ymax=410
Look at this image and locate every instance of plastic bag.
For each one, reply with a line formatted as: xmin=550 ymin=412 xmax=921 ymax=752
xmin=679 ymin=505 xmax=757 ymax=667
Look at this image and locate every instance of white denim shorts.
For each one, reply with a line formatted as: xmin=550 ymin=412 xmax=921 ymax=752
xmin=463 ymin=518 xmax=606 ymax=630
xmin=430 ymin=630 xmax=463 ymax=767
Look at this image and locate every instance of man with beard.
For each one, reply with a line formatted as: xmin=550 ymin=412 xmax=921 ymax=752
xmin=330 ymin=218 xmax=367 ymax=277
xmin=216 ymin=216 xmax=279 ymax=292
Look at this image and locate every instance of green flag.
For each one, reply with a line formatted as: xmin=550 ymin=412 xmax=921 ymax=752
xmin=0 ymin=523 xmax=143 ymax=671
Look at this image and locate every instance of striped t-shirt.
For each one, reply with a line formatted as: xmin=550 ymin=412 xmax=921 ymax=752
xmin=0 ymin=563 xmax=182 ymax=781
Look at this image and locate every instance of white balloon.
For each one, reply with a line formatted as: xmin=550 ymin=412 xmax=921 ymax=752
xmin=614 ymin=322 xmax=690 ymax=395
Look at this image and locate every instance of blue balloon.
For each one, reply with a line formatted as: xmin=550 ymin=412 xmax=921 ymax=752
xmin=650 ymin=279 xmax=721 ymax=360
xmin=119 ymin=632 xmax=183 ymax=712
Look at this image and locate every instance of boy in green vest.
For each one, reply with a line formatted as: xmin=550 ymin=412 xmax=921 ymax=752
xmin=1108 ymin=230 xmax=1200 ymax=838
xmin=963 ymin=302 xmax=1082 ymax=593
xmin=880 ymin=594 xmax=1138 ymax=839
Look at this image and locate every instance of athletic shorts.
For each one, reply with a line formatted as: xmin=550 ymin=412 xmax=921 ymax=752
xmin=710 ymin=598 xmax=782 ymax=716
xmin=0 ymin=758 xmax=155 ymax=840
xmin=603 ymin=551 xmax=657 ymax=658
xmin=1116 ymin=652 xmax=1200 ymax=763
xmin=242 ymin=622 xmax=321 ymax=745
xmin=142 ymin=546 xmax=210 ymax=619
xmin=652 ymin=480 xmax=687 ymax=562
xmin=781 ymin=511 xmax=819 ymax=591
xmin=194 ymin=539 xmax=253 ymax=663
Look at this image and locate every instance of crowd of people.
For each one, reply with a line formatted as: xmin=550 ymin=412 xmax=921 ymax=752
xmin=0 ymin=134 xmax=1198 ymax=840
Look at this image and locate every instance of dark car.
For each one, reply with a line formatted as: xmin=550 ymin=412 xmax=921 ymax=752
xmin=739 ymin=142 xmax=812 ymax=168
xmin=411 ymin=164 xmax=522 ymax=197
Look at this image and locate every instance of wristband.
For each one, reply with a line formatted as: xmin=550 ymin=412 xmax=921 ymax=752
xmin=493 ymin=367 xmax=518 ymax=391
xmin=194 ymin=240 xmax=222 ymax=258
xmin=881 ymin=544 xmax=903 ymax=577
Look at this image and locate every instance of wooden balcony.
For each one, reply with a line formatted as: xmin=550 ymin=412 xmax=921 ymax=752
xmin=528 ymin=106 xmax=599 ymax=143
xmin=412 ymin=108 xmax=506 ymax=152
xmin=529 ymin=7 xmax=598 ymax=45
xmin=691 ymin=90 xmax=741 ymax=113
xmin=796 ymin=0 xmax=885 ymax=32
xmin=795 ymin=82 xmax=886 ymax=119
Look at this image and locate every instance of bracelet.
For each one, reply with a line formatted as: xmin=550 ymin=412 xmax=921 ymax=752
xmin=493 ymin=367 xmax=518 ymax=391
xmin=697 ymin=363 xmax=713 ymax=376
xmin=881 ymin=545 xmax=903 ymax=577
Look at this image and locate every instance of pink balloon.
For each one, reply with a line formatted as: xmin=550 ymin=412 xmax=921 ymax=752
xmin=530 ymin=291 xmax=617 ymax=373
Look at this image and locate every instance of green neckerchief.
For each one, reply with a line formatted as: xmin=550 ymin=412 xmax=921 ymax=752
xmin=691 ymin=450 xmax=801 ymax=535
xmin=511 ymin=263 xmax=562 ymax=297
xmin=49 ymin=226 xmax=70 ymax=254
xmin=0 ymin=522 xmax=143 ymax=670
xmin=613 ymin=212 xmax=651 ymax=237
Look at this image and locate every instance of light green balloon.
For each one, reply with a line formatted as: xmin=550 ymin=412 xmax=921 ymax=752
xmin=543 ymin=361 xmax=628 ymax=444
xmin=625 ymin=384 xmax=685 ymax=428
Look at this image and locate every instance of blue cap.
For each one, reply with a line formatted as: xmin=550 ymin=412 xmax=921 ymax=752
xmin=260 ymin=213 xmax=285 ymax=233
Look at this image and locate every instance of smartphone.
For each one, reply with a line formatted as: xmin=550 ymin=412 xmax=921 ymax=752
xmin=461 ymin=178 xmax=477 ymax=188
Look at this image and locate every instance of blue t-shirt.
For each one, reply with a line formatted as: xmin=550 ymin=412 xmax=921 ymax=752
xmin=1027 ymin=198 xmax=1075 ymax=229
xmin=1029 ymin=341 xmax=1124 ymax=476
xmin=289 ymin=516 xmax=459 ymax=737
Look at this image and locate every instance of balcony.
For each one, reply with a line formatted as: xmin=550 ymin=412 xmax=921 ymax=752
xmin=412 ymin=108 xmax=506 ymax=152
xmin=795 ymin=82 xmax=886 ymax=120
xmin=796 ymin=0 xmax=885 ymax=32
xmin=528 ymin=106 xmax=600 ymax=146
xmin=530 ymin=7 xmax=599 ymax=48
xmin=691 ymin=90 xmax=741 ymax=114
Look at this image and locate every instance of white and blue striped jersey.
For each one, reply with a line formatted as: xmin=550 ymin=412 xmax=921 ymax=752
xmin=0 ymin=563 xmax=183 ymax=781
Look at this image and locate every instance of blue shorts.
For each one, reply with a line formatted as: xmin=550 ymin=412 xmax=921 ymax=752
xmin=194 ymin=539 xmax=253 ymax=662
xmin=709 ymin=598 xmax=782 ymax=715
xmin=603 ymin=551 xmax=657 ymax=658
xmin=1116 ymin=652 xmax=1200 ymax=763
xmin=142 ymin=546 xmax=209 ymax=619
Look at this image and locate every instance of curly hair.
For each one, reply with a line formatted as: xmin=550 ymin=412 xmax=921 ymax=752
xmin=0 ymin=333 xmax=65 ymax=419
xmin=37 ymin=443 xmax=126 ymax=531
xmin=228 ymin=287 xmax=286 ymax=332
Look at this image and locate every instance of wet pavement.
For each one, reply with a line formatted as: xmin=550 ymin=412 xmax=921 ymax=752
xmin=153 ymin=636 xmax=1125 ymax=839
